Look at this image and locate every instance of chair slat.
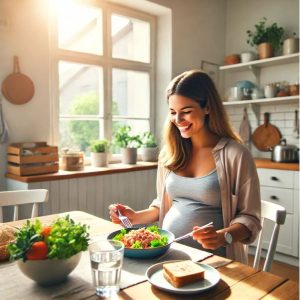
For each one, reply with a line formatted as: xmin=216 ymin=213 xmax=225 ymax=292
xmin=253 ymin=200 xmax=286 ymax=272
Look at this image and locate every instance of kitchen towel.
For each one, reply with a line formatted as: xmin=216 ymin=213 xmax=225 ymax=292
xmin=0 ymin=99 xmax=8 ymax=143
xmin=239 ymin=108 xmax=251 ymax=145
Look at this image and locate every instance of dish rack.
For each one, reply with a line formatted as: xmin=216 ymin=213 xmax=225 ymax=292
xmin=7 ymin=142 xmax=59 ymax=176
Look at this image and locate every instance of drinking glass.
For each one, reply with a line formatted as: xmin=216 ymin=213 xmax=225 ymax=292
xmin=89 ymin=239 xmax=124 ymax=298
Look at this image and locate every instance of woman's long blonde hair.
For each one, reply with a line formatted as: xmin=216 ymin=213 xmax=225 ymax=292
xmin=159 ymin=69 xmax=242 ymax=171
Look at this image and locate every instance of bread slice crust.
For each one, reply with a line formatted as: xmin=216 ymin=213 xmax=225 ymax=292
xmin=163 ymin=260 xmax=205 ymax=288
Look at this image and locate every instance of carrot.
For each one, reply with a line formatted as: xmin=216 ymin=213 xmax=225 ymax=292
xmin=26 ymin=241 xmax=48 ymax=260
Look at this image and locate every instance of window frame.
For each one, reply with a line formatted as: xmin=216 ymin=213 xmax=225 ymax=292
xmin=49 ymin=0 xmax=156 ymax=159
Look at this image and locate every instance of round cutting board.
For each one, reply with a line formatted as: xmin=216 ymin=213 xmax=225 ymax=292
xmin=1 ymin=56 xmax=35 ymax=105
xmin=252 ymin=112 xmax=281 ymax=151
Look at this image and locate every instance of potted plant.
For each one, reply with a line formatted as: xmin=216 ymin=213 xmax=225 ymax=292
xmin=140 ymin=131 xmax=159 ymax=162
xmin=90 ymin=139 xmax=110 ymax=167
xmin=113 ymin=125 xmax=142 ymax=164
xmin=246 ymin=17 xmax=284 ymax=59
xmin=283 ymin=32 xmax=299 ymax=56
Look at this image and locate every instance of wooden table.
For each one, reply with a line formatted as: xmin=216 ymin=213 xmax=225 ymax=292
xmin=1 ymin=211 xmax=298 ymax=300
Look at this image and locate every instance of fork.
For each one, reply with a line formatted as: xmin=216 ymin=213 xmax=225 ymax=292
xmin=173 ymin=222 xmax=213 ymax=242
xmin=117 ymin=209 xmax=132 ymax=228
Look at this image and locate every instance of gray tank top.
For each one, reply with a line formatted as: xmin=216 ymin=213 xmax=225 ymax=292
xmin=162 ymin=170 xmax=226 ymax=257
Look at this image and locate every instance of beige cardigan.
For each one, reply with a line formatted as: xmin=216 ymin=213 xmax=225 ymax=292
xmin=150 ymin=137 xmax=261 ymax=264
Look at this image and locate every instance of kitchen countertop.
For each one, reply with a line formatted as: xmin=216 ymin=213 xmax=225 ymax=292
xmin=5 ymin=159 xmax=299 ymax=183
xmin=254 ymin=158 xmax=300 ymax=171
xmin=5 ymin=162 xmax=158 ymax=183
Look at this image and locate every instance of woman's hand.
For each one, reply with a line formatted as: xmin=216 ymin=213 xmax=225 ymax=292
xmin=108 ymin=203 xmax=136 ymax=225
xmin=192 ymin=225 xmax=225 ymax=250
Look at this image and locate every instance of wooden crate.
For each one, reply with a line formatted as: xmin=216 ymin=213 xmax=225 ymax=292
xmin=7 ymin=142 xmax=59 ymax=176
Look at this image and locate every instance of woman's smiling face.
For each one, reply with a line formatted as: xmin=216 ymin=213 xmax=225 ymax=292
xmin=168 ymin=94 xmax=209 ymax=139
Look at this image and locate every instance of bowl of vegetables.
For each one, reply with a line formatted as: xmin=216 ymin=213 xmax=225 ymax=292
xmin=8 ymin=215 xmax=89 ymax=286
xmin=107 ymin=225 xmax=174 ymax=259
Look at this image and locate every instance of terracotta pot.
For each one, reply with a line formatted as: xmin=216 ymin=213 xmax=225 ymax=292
xmin=258 ymin=43 xmax=273 ymax=59
xmin=224 ymin=54 xmax=240 ymax=65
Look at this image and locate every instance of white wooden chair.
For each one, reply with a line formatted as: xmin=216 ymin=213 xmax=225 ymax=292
xmin=0 ymin=189 xmax=49 ymax=222
xmin=253 ymin=200 xmax=286 ymax=272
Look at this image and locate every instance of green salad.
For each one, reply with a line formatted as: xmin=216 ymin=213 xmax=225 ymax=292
xmin=113 ymin=225 xmax=168 ymax=249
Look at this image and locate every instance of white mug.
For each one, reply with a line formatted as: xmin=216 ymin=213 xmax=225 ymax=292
xmin=264 ymin=85 xmax=276 ymax=98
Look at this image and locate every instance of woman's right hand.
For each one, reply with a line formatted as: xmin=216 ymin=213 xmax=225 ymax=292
xmin=108 ymin=203 xmax=136 ymax=225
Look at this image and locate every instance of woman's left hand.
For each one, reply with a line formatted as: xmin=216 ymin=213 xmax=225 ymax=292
xmin=192 ymin=225 xmax=225 ymax=250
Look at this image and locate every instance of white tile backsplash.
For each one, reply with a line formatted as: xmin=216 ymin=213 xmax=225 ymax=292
xmin=226 ymin=101 xmax=300 ymax=158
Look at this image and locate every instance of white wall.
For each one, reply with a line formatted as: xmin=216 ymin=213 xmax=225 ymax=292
xmin=0 ymin=0 xmax=226 ymax=190
xmin=150 ymin=0 xmax=226 ymax=138
xmin=223 ymin=0 xmax=299 ymax=159
xmin=0 ymin=0 xmax=298 ymax=190
xmin=0 ymin=0 xmax=51 ymax=190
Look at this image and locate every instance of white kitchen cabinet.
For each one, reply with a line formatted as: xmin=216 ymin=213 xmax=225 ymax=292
xmin=257 ymin=168 xmax=299 ymax=261
xmin=5 ymin=168 xmax=157 ymax=222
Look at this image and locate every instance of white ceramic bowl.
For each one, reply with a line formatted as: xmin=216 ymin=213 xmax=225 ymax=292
xmin=240 ymin=52 xmax=256 ymax=63
xmin=17 ymin=252 xmax=82 ymax=286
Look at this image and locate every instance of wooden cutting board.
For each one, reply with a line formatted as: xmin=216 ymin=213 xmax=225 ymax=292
xmin=252 ymin=112 xmax=281 ymax=151
xmin=1 ymin=56 xmax=35 ymax=105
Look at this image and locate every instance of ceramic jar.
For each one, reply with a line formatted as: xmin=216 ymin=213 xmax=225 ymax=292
xmin=283 ymin=38 xmax=299 ymax=55
xmin=251 ymin=88 xmax=265 ymax=99
xmin=240 ymin=52 xmax=256 ymax=63
xmin=288 ymin=84 xmax=299 ymax=96
xmin=264 ymin=85 xmax=277 ymax=98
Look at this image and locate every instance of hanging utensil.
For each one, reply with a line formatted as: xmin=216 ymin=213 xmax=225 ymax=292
xmin=1 ymin=56 xmax=35 ymax=105
xmin=293 ymin=110 xmax=299 ymax=139
xmin=252 ymin=112 xmax=281 ymax=151
xmin=239 ymin=108 xmax=251 ymax=145
xmin=0 ymin=98 xmax=9 ymax=143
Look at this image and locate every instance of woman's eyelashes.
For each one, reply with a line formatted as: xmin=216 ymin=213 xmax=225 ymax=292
xmin=170 ymin=110 xmax=192 ymax=116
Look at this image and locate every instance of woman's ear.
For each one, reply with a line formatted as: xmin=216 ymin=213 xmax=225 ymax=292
xmin=204 ymin=106 xmax=210 ymax=115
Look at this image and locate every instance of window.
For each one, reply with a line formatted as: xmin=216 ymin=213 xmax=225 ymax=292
xmin=51 ymin=0 xmax=155 ymax=156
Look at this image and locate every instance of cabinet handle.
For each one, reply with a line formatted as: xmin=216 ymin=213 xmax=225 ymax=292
xmin=270 ymin=195 xmax=279 ymax=200
xmin=270 ymin=176 xmax=279 ymax=181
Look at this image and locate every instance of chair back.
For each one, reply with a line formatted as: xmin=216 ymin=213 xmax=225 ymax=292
xmin=253 ymin=200 xmax=286 ymax=272
xmin=0 ymin=189 xmax=49 ymax=222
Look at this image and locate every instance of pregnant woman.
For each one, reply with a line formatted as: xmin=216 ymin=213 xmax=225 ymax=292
xmin=109 ymin=70 xmax=261 ymax=264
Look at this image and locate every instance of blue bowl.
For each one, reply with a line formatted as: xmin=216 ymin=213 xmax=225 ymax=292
xmin=235 ymin=80 xmax=256 ymax=89
xmin=107 ymin=227 xmax=175 ymax=259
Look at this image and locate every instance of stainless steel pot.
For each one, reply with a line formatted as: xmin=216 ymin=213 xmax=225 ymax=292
xmin=270 ymin=139 xmax=299 ymax=163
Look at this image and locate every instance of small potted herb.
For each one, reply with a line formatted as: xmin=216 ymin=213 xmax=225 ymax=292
xmin=113 ymin=125 xmax=142 ymax=164
xmin=90 ymin=139 xmax=110 ymax=167
xmin=246 ymin=17 xmax=284 ymax=59
xmin=140 ymin=131 xmax=159 ymax=162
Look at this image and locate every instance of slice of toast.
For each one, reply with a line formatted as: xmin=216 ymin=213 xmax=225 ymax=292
xmin=163 ymin=260 xmax=205 ymax=288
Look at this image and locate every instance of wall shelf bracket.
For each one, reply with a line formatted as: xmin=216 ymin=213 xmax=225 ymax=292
xmin=248 ymin=65 xmax=260 ymax=86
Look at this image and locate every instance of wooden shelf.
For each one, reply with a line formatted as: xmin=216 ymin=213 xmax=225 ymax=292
xmin=223 ymin=95 xmax=299 ymax=106
xmin=220 ymin=53 xmax=299 ymax=72
xmin=5 ymin=162 xmax=158 ymax=183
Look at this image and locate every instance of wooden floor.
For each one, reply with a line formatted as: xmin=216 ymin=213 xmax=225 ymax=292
xmin=248 ymin=255 xmax=299 ymax=283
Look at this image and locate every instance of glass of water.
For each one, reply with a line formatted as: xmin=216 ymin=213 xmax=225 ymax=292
xmin=89 ymin=239 xmax=124 ymax=298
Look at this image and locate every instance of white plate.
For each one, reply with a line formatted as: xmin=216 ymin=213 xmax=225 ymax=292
xmin=145 ymin=260 xmax=220 ymax=295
